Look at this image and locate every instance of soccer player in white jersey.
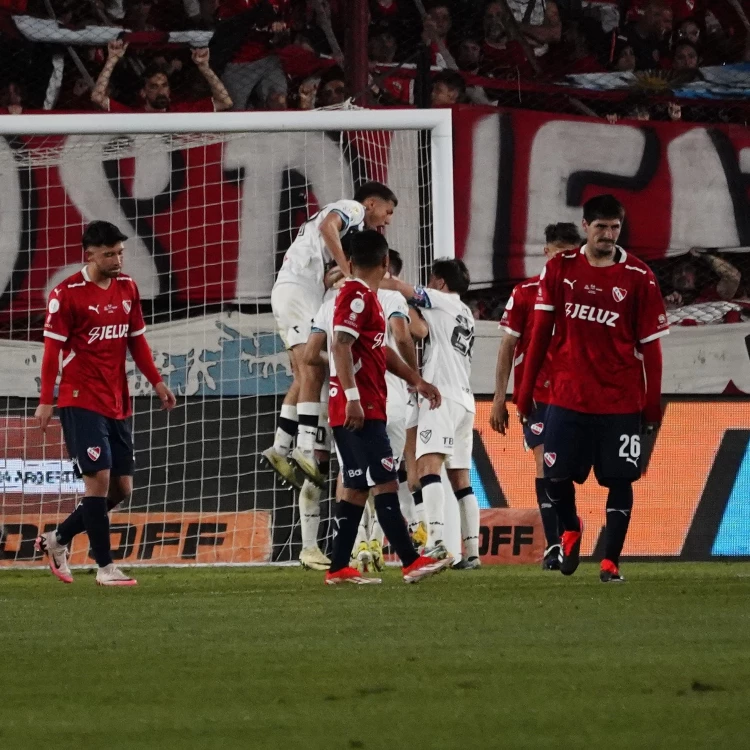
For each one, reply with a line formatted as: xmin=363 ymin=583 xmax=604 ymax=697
xmin=262 ymin=182 xmax=398 ymax=487
xmin=384 ymin=259 xmax=480 ymax=568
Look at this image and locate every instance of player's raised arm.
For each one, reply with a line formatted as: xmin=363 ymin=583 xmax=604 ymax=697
xmin=385 ymin=347 xmax=441 ymax=409
xmin=319 ymin=212 xmax=351 ymax=276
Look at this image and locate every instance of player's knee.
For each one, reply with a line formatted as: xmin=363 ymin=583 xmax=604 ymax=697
xmin=420 ymin=473 xmax=441 ymax=488
xmin=605 ymin=479 xmax=634 ymax=511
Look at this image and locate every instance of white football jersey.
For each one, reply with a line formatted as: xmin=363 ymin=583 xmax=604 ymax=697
xmin=275 ymin=200 xmax=366 ymax=293
xmin=310 ymin=288 xmax=410 ymax=411
xmin=416 ymin=287 xmax=475 ymax=413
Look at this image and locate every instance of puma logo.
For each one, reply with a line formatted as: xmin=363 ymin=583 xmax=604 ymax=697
xmin=88 ymin=305 xmax=100 ymax=314
xmin=563 ymin=279 xmax=576 ymax=289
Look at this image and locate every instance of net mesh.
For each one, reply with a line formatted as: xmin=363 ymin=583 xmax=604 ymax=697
xmin=0 ymin=120 xmax=435 ymax=566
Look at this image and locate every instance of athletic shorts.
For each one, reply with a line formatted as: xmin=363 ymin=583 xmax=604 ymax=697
xmin=405 ymin=392 xmax=419 ymax=430
xmin=386 ymin=415 xmax=407 ymax=464
xmin=415 ymin=398 xmax=474 ymax=470
xmin=333 ymin=420 xmax=398 ymax=491
xmin=59 ymin=406 xmax=134 ymax=478
xmin=271 ymin=282 xmax=321 ymax=350
xmin=523 ymin=402 xmax=549 ymax=451
xmin=542 ymin=405 xmax=642 ymax=486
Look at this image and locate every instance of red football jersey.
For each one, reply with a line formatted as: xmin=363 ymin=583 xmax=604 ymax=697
xmin=535 ymin=247 xmax=669 ymax=414
xmin=500 ymin=276 xmax=552 ymax=403
xmin=43 ymin=267 xmax=148 ymax=420
xmin=329 ymin=279 xmax=388 ymax=427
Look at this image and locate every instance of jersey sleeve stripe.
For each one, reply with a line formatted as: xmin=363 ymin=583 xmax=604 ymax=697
xmin=500 ymin=325 xmax=521 ymax=337
xmin=310 ymin=326 xmax=325 ymax=334
xmin=640 ymin=329 xmax=669 ymax=344
xmin=388 ymin=312 xmax=409 ymax=319
xmin=333 ymin=324 xmax=360 ymax=339
xmin=534 ymin=304 xmax=555 ymax=312
xmin=330 ymin=208 xmax=350 ymax=231
xmin=129 ymin=326 xmax=147 ymax=337
xmin=43 ymin=331 xmax=67 ymax=342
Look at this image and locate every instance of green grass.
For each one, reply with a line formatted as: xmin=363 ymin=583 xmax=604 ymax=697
xmin=1 ymin=564 xmax=749 ymax=750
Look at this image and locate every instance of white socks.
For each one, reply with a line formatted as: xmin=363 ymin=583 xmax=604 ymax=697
xmin=296 ymin=402 xmax=320 ymax=454
xmin=457 ymin=490 xmax=480 ymax=559
xmin=397 ymin=481 xmax=418 ymax=534
xmin=421 ymin=476 xmax=445 ymax=547
xmin=273 ymin=404 xmax=297 ymax=456
xmin=299 ymin=480 xmax=322 ymax=550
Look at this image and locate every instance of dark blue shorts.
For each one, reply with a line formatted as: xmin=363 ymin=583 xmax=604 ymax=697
xmin=59 ymin=407 xmax=134 ymax=478
xmin=542 ymin=405 xmax=642 ymax=486
xmin=523 ymin=401 xmax=548 ymax=450
xmin=333 ymin=420 xmax=397 ymax=491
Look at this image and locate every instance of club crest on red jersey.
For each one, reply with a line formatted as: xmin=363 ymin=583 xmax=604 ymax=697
xmin=530 ymin=422 xmax=544 ymax=435
xmin=87 ymin=446 xmax=101 ymax=462
xmin=543 ymin=452 xmax=556 ymax=467
xmin=612 ymin=286 xmax=627 ymax=302
xmin=381 ymin=456 xmax=396 ymax=472
xmin=123 ymin=300 xmax=132 ymax=314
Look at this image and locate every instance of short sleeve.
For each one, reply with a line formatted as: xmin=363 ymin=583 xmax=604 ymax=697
xmin=127 ymin=282 xmax=147 ymax=337
xmin=385 ymin=292 xmax=409 ymax=320
xmin=637 ymin=271 xmax=670 ymax=344
xmin=500 ymin=285 xmax=528 ymax=338
xmin=43 ymin=287 xmax=71 ymax=343
xmin=333 ymin=283 xmax=368 ymax=339
xmin=329 ymin=200 xmax=365 ymax=233
xmin=535 ymin=259 xmax=558 ymax=312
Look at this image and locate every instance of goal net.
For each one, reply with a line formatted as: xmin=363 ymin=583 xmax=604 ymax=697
xmin=0 ymin=109 xmax=454 ymax=568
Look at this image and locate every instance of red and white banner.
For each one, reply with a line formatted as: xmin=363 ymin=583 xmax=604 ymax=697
xmin=1 ymin=108 xmax=749 ymax=326
xmin=452 ymin=106 xmax=750 ymax=285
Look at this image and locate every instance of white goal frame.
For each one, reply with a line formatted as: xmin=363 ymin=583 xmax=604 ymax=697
xmin=0 ymin=109 xmax=455 ymax=259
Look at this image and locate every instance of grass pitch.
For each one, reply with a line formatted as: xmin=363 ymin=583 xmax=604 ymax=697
xmin=1 ymin=564 xmax=749 ymax=750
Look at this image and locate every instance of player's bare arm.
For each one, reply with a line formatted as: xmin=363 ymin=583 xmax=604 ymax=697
xmin=303 ymin=331 xmax=329 ymax=368
xmin=389 ymin=316 xmax=419 ymax=371
xmin=385 ymin=347 xmax=441 ymax=409
xmin=381 ymin=276 xmax=416 ymax=299
xmin=127 ymin=334 xmax=176 ymax=410
xmin=319 ymin=213 xmax=350 ymax=277
xmin=191 ymin=48 xmax=233 ymax=111
xmin=408 ymin=308 xmax=429 ymax=340
xmin=331 ymin=330 xmax=365 ymax=430
xmin=516 ymin=309 xmax=554 ymax=420
xmin=490 ymin=333 xmax=517 ymax=435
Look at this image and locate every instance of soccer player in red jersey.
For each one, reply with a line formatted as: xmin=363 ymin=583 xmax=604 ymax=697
xmin=490 ymin=223 xmax=582 ymax=570
xmin=325 ymin=230 xmax=448 ymax=585
xmin=517 ymin=196 xmax=669 ymax=582
xmin=34 ymin=221 xmax=176 ymax=587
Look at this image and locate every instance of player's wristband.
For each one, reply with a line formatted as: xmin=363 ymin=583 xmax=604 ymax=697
xmin=345 ymin=388 xmax=360 ymax=402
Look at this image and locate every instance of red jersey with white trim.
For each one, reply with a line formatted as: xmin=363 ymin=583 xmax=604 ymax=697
xmin=500 ymin=276 xmax=552 ymax=403
xmin=329 ymin=279 xmax=388 ymax=427
xmin=43 ymin=268 xmax=148 ymax=420
xmin=535 ymin=246 xmax=669 ymax=414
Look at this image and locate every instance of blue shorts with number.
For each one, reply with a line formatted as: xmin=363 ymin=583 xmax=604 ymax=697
xmin=333 ymin=420 xmax=397 ymax=491
xmin=59 ymin=407 xmax=134 ymax=478
xmin=523 ymin=401 xmax=549 ymax=450
xmin=541 ymin=405 xmax=641 ymax=486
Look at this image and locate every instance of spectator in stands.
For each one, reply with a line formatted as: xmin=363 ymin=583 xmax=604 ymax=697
xmin=505 ymin=0 xmax=562 ymax=54
xmin=91 ymin=40 xmax=233 ymax=111
xmin=296 ymin=75 xmax=320 ymax=109
xmin=212 ymin=0 xmax=290 ymax=111
xmin=675 ymin=17 xmax=702 ymax=46
xmin=421 ymin=1 xmax=453 ymax=67
xmin=559 ymin=19 xmax=607 ymax=75
xmin=456 ymin=36 xmax=482 ymax=73
xmin=1 ymin=80 xmax=25 ymax=114
xmin=431 ymin=69 xmax=466 ymax=105
xmin=610 ymin=36 xmax=637 ymax=71
xmin=315 ymin=66 xmax=348 ymax=106
xmin=123 ymin=0 xmax=158 ymax=32
xmin=671 ymin=40 xmax=700 ymax=70
xmin=480 ymin=1 xmax=535 ymax=77
xmin=664 ymin=248 xmax=742 ymax=307
xmin=369 ymin=22 xmax=398 ymax=64
xmin=622 ymin=0 xmax=670 ymax=69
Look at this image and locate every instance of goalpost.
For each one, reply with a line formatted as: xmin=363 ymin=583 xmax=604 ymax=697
xmin=0 ymin=109 xmax=454 ymax=568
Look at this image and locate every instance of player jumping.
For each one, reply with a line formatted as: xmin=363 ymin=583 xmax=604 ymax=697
xmin=324 ymin=231 xmax=449 ymax=585
xmin=34 ymin=221 xmax=177 ymax=586
xmin=490 ymin=222 xmax=582 ymax=570
xmin=384 ymin=259 xmax=479 ymax=569
xmin=262 ymin=182 xmax=398 ymax=488
xmin=517 ymin=195 xmax=668 ymax=582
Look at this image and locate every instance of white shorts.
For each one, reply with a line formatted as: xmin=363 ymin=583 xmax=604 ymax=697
xmin=386 ymin=416 xmax=406 ymax=463
xmin=405 ymin=393 xmax=419 ymax=430
xmin=416 ymin=398 xmax=474 ymax=469
xmin=271 ymin=282 xmax=321 ymax=350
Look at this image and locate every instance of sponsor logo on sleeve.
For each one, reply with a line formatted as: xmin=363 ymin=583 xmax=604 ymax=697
xmin=48 ymin=299 xmax=60 ymax=314
xmin=350 ymin=298 xmax=365 ymax=314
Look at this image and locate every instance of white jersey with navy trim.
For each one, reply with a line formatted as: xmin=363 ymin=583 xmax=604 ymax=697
xmin=413 ymin=286 xmax=475 ymax=413
xmin=275 ymin=200 xmax=366 ymax=293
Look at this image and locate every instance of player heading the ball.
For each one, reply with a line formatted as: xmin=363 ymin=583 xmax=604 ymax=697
xmin=34 ymin=221 xmax=177 ymax=587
